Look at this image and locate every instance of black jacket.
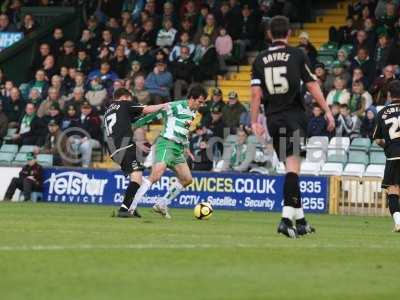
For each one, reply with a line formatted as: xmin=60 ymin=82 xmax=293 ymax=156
xmin=170 ymin=57 xmax=196 ymax=82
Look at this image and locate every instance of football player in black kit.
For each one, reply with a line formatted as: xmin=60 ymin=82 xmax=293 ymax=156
xmin=250 ymin=16 xmax=335 ymax=238
xmin=105 ymin=88 xmax=166 ymax=218
xmin=373 ymin=80 xmax=400 ymax=232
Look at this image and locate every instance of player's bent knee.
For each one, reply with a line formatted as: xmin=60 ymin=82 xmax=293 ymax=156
xmin=181 ymin=176 xmax=193 ymax=187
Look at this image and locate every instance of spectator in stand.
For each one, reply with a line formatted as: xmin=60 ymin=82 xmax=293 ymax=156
xmin=129 ymin=41 xmax=155 ymax=74
xmin=189 ymin=125 xmax=213 ymax=171
xmin=127 ymin=60 xmax=144 ymax=80
xmin=137 ymin=19 xmax=158 ymax=49
xmin=95 ymin=45 xmax=113 ymax=68
xmin=3 ymin=152 xmax=43 ymax=201
xmin=162 ymin=2 xmax=179 ymax=28
xmin=144 ymin=60 xmax=173 ymax=103
xmin=199 ymin=87 xmax=225 ymax=126
xmin=350 ymin=67 xmax=369 ymax=90
xmin=64 ymin=87 xmax=86 ymax=111
xmin=336 ymin=103 xmax=360 ymax=139
xmin=70 ymin=101 xmax=102 ymax=168
xmin=181 ymin=0 xmax=199 ymax=27
xmin=214 ymin=1 xmax=231 ymax=28
xmin=377 ymin=1 xmax=397 ymax=37
xmin=98 ymin=29 xmax=116 ymax=54
xmin=37 ymin=87 xmax=65 ymax=118
xmin=351 ymin=29 xmax=373 ymax=56
xmin=0 ymin=13 xmax=17 ymax=32
xmin=3 ymin=87 xmax=25 ymax=128
xmin=20 ymin=13 xmax=38 ymax=35
xmin=179 ymin=17 xmax=196 ymax=40
xmin=170 ymin=45 xmax=196 ymax=99
xmin=297 ymin=31 xmax=318 ymax=67
xmin=42 ymin=55 xmax=57 ymax=81
xmin=106 ymin=17 xmax=122 ymax=40
xmin=88 ymin=61 xmax=118 ymax=90
xmin=85 ymin=77 xmax=107 ymax=111
xmin=13 ymin=102 xmax=43 ymax=145
xmin=3 ymin=0 xmax=23 ymax=27
xmin=195 ymin=13 xmax=220 ymax=44
xmin=220 ymin=129 xmax=256 ymax=172
xmin=0 ymin=80 xmax=13 ymax=98
xmin=360 ymin=106 xmax=377 ymax=140
xmin=169 ymin=31 xmax=195 ymax=62
xmin=215 ymin=27 xmax=233 ymax=74
xmin=48 ymin=28 xmax=65 ymax=57
xmin=35 ymin=119 xmax=68 ymax=166
xmin=50 ymin=74 xmax=68 ymax=98
xmin=324 ymin=60 xmax=351 ymax=92
xmin=86 ymin=15 xmax=102 ymax=43
xmin=131 ymin=74 xmax=151 ymax=105
xmin=61 ymin=104 xmax=79 ymax=131
xmin=326 ymin=76 xmax=351 ymax=105
xmin=28 ymin=88 xmax=43 ymax=107
xmin=374 ymin=32 xmax=390 ymax=73
xmin=370 ymin=64 xmax=396 ymax=105
xmin=0 ymin=101 xmax=8 ymax=144
xmin=75 ymin=49 xmax=92 ymax=75
xmin=156 ymin=17 xmax=178 ymax=50
xmin=120 ymin=21 xmax=138 ymax=43
xmin=314 ymin=63 xmax=328 ymax=95
xmin=387 ymin=29 xmax=400 ymax=65
xmin=349 ymin=80 xmax=372 ymax=118
xmin=31 ymin=43 xmax=51 ymax=77
xmin=76 ymin=29 xmax=97 ymax=60
xmin=231 ymin=5 xmax=258 ymax=62
xmin=42 ymin=102 xmax=63 ymax=126
xmin=337 ymin=17 xmax=356 ymax=46
xmin=26 ymin=69 xmax=50 ymax=99
xmin=337 ymin=48 xmax=351 ymax=69
xmin=307 ymin=104 xmax=329 ymax=138
xmin=207 ymin=104 xmax=226 ymax=141
xmin=222 ymin=91 xmax=246 ymax=134
xmin=111 ymin=45 xmax=129 ymax=78
xmin=350 ymin=46 xmax=376 ymax=87
xmin=193 ymin=34 xmax=219 ymax=82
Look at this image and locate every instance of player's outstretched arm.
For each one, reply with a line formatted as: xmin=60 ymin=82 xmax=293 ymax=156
xmin=250 ymin=86 xmax=265 ymax=136
xmin=306 ymin=81 xmax=335 ymax=132
xmin=142 ymin=103 xmax=169 ymax=115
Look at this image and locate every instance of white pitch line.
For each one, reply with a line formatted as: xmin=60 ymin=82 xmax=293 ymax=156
xmin=0 ymin=243 xmax=399 ymax=252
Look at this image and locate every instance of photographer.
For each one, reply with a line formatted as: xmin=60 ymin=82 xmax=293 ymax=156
xmin=189 ymin=126 xmax=213 ymax=171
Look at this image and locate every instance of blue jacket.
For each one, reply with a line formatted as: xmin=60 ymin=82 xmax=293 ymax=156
xmin=307 ymin=115 xmax=329 ymax=138
xmin=144 ymin=71 xmax=173 ymax=97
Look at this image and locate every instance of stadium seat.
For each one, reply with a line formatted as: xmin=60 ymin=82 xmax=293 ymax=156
xmin=328 ymin=137 xmax=350 ymax=152
xmin=369 ymin=151 xmax=386 ymax=165
xmin=320 ymin=162 xmax=344 ymax=176
xmin=3 ymin=128 xmax=17 ymax=141
xmin=0 ymin=152 xmax=16 ymax=166
xmin=225 ymin=135 xmax=237 ymax=144
xmin=327 ymin=151 xmax=347 ymax=164
xmin=342 ymin=163 xmax=366 ymax=177
xmin=36 ymin=154 xmax=54 ymax=167
xmin=348 ymin=151 xmax=369 ymax=165
xmin=19 ymin=145 xmax=36 ymax=153
xmin=316 ymin=55 xmax=335 ymax=69
xmin=349 ymin=138 xmax=371 ymax=152
xmin=318 ymin=41 xmax=338 ymax=56
xmin=300 ymin=161 xmax=322 ymax=176
xmin=306 ymin=136 xmax=329 ymax=149
xmin=339 ymin=44 xmax=353 ymax=55
xmin=364 ymin=164 xmax=385 ymax=178
xmin=306 ymin=148 xmax=326 ymax=163
xmin=276 ymin=162 xmax=286 ymax=174
xmin=369 ymin=142 xmax=383 ymax=152
xmin=12 ymin=153 xmax=28 ymax=166
xmin=0 ymin=144 xmax=19 ymax=153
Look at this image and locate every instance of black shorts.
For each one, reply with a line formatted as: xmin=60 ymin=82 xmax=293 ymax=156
xmin=267 ymin=108 xmax=307 ymax=160
xmin=382 ymin=159 xmax=400 ymax=188
xmin=111 ymin=145 xmax=144 ymax=176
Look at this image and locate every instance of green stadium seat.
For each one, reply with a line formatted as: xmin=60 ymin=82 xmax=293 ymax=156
xmin=369 ymin=151 xmax=386 ymax=165
xmin=19 ymin=145 xmax=36 ymax=153
xmin=348 ymin=151 xmax=369 ymax=165
xmin=12 ymin=153 xmax=28 ymax=166
xmin=317 ymin=55 xmax=335 ymax=69
xmin=224 ymin=135 xmax=237 ymax=144
xmin=327 ymin=152 xmax=347 ymax=165
xmin=339 ymin=44 xmax=353 ymax=55
xmin=369 ymin=142 xmax=383 ymax=152
xmin=37 ymin=154 xmax=53 ymax=167
xmin=318 ymin=42 xmax=339 ymax=56
xmin=0 ymin=152 xmax=16 ymax=165
xmin=0 ymin=144 xmax=19 ymax=153
xmin=349 ymin=138 xmax=371 ymax=152
xmin=3 ymin=128 xmax=17 ymax=141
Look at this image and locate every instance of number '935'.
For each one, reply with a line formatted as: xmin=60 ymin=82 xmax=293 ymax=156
xmin=299 ymin=181 xmax=321 ymax=193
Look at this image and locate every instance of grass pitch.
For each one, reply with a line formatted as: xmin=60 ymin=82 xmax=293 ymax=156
xmin=0 ymin=202 xmax=399 ymax=300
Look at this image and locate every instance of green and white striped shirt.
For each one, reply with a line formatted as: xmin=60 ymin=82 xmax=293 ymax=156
xmin=133 ymin=100 xmax=195 ymax=145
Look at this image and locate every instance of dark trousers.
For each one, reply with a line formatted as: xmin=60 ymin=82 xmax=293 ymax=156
xmin=4 ymin=177 xmax=41 ymax=201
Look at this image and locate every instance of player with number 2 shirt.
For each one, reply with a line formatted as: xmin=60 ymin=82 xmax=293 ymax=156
xmin=104 ymin=88 xmax=166 ymax=218
xmin=250 ymin=16 xmax=335 ymax=238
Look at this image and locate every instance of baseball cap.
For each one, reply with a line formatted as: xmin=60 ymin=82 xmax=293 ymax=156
xmin=212 ymin=88 xmax=222 ymax=96
xmin=211 ymin=104 xmax=222 ymax=114
xmin=228 ymin=91 xmax=238 ymax=99
xmin=48 ymin=119 xmax=59 ymax=126
xmin=81 ymin=100 xmax=91 ymax=108
xmin=314 ymin=62 xmax=325 ymax=70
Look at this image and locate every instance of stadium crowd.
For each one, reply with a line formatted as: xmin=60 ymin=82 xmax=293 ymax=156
xmin=0 ymin=0 xmax=397 ymax=173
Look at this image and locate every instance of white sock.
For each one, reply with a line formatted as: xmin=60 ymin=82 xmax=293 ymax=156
xmin=393 ymin=212 xmax=400 ymax=225
xmin=158 ymin=181 xmax=184 ymax=208
xmin=294 ymin=208 xmax=305 ymax=220
xmin=282 ymin=206 xmax=295 ymax=221
xmin=129 ymin=177 xmax=152 ymax=211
